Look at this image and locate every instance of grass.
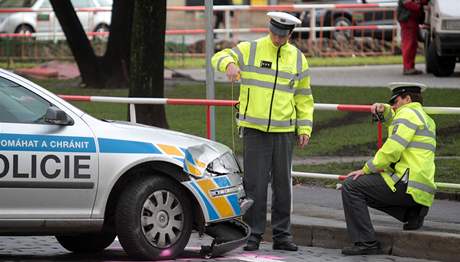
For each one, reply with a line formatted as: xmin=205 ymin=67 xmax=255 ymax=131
xmin=37 ymin=80 xmax=460 ymax=160
xmin=163 ymin=55 xmax=425 ymax=69
xmin=2 ymin=54 xmax=424 ymax=70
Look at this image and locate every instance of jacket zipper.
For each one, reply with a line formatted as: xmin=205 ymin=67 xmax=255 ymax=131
xmin=243 ymin=88 xmax=250 ymax=119
xmin=266 ymin=46 xmax=281 ymax=132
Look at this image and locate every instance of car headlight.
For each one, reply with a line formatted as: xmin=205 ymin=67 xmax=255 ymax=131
xmin=205 ymin=152 xmax=241 ymax=176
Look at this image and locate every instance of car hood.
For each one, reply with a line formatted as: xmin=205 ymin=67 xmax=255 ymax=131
xmin=97 ymin=120 xmax=233 ymax=176
xmin=108 ymin=120 xmax=229 ymax=150
xmin=436 ymin=0 xmax=460 ymax=18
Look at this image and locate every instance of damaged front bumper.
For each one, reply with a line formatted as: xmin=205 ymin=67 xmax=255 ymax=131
xmin=199 ymin=196 xmax=253 ymax=258
xmin=201 ymin=218 xmax=251 ymax=258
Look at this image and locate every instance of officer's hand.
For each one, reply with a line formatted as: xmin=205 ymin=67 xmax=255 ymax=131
xmin=226 ymin=63 xmax=241 ymax=82
xmin=370 ymin=103 xmax=385 ymax=114
xmin=345 ymin=169 xmax=365 ymax=180
xmin=298 ymin=134 xmax=310 ymax=149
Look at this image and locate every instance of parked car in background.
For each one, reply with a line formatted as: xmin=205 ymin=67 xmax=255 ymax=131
xmin=424 ymin=0 xmax=460 ymax=76
xmin=292 ymin=0 xmax=397 ymax=40
xmin=0 ymin=0 xmax=112 ymax=38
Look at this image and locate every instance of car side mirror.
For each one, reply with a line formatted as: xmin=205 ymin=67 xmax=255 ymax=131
xmin=44 ymin=106 xmax=74 ymax=125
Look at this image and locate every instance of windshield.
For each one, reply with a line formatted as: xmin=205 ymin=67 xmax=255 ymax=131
xmin=0 ymin=0 xmax=38 ymax=8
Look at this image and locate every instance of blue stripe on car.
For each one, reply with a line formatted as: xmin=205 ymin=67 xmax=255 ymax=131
xmin=227 ymin=194 xmax=241 ymax=215
xmin=98 ymin=138 xmax=161 ymax=154
xmin=190 ymin=181 xmax=219 ymax=221
xmin=213 ymin=176 xmax=231 ymax=187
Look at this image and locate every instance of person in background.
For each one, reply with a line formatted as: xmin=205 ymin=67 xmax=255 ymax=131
xmin=211 ymin=12 xmax=314 ymax=252
xmin=341 ymin=82 xmax=436 ymax=255
xmin=397 ymin=0 xmax=429 ymax=75
xmin=213 ymin=0 xmax=233 ymax=38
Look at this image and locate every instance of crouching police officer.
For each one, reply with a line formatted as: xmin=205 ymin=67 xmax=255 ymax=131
xmin=211 ymin=12 xmax=314 ymax=251
xmin=341 ymin=82 xmax=436 ymax=255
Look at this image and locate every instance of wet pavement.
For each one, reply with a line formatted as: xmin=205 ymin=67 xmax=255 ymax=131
xmin=0 ymin=234 xmax=437 ymax=262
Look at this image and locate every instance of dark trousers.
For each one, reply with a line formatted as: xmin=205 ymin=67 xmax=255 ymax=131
xmin=342 ymin=173 xmax=422 ymax=243
xmin=242 ymin=128 xmax=295 ymax=242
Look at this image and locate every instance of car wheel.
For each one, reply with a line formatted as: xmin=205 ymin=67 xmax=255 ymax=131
xmin=427 ymin=40 xmax=456 ymax=77
xmin=14 ymin=24 xmax=34 ymax=36
xmin=424 ymin=35 xmax=433 ymax=73
xmin=116 ymin=176 xmax=192 ymax=260
xmin=332 ymin=16 xmax=352 ymax=40
xmin=93 ymin=24 xmax=109 ymax=41
xmin=56 ymin=231 xmax=116 ymax=253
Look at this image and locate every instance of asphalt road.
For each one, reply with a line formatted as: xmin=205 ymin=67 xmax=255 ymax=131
xmin=0 ymin=235 xmax=436 ymax=262
xmin=173 ymin=64 xmax=460 ymax=89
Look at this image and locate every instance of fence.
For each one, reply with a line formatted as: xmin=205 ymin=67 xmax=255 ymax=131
xmin=58 ymin=94 xmax=460 ymax=190
xmin=0 ymin=3 xmax=402 ymax=63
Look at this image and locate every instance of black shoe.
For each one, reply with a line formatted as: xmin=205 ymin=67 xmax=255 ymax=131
xmin=273 ymin=241 xmax=298 ymax=251
xmin=403 ymin=206 xmax=428 ymax=231
xmin=243 ymin=240 xmax=260 ymax=251
xmin=342 ymin=241 xmax=383 ymax=256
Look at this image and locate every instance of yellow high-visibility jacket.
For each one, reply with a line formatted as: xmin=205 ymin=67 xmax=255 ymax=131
xmin=363 ymin=102 xmax=436 ymax=207
xmin=211 ymin=35 xmax=314 ymax=136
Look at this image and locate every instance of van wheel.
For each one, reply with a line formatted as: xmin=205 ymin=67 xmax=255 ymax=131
xmin=14 ymin=24 xmax=34 ymax=38
xmin=14 ymin=24 xmax=34 ymax=34
xmin=332 ymin=16 xmax=352 ymax=40
xmin=427 ymin=40 xmax=456 ymax=77
xmin=116 ymin=176 xmax=192 ymax=260
xmin=93 ymin=24 xmax=109 ymax=41
xmin=56 ymin=231 xmax=116 ymax=253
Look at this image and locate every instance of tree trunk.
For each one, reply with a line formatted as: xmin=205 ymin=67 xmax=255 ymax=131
xmin=100 ymin=0 xmax=134 ymax=89
xmin=129 ymin=0 xmax=168 ymax=128
xmin=49 ymin=0 xmax=103 ymax=87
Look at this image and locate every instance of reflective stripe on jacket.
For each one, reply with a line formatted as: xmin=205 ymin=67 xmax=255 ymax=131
xmin=211 ymin=35 xmax=314 ymax=136
xmin=363 ymin=102 xmax=436 ymax=207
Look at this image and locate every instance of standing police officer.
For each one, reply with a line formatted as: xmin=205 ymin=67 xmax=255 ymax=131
xmin=212 ymin=12 xmax=314 ymax=251
xmin=341 ymin=82 xmax=436 ymax=255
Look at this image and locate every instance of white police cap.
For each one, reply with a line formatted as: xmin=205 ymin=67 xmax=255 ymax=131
xmin=388 ymin=82 xmax=427 ymax=104
xmin=267 ymin=12 xmax=301 ymax=36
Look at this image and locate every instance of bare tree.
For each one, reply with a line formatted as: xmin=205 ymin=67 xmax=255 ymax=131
xmin=49 ymin=0 xmax=133 ymax=89
xmin=50 ymin=0 xmax=168 ymax=127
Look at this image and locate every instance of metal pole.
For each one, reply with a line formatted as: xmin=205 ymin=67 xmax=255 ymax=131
xmin=205 ymin=0 xmax=216 ymax=140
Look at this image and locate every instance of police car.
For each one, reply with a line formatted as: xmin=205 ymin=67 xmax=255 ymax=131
xmin=0 ymin=69 xmax=250 ymax=260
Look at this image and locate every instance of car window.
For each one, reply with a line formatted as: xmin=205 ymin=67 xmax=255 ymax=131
xmin=40 ymin=0 xmax=51 ymax=8
xmin=0 ymin=77 xmax=51 ymax=124
xmin=97 ymin=0 xmax=112 ymax=7
xmin=71 ymin=0 xmax=96 ymax=8
xmin=0 ymin=0 xmax=38 ymax=8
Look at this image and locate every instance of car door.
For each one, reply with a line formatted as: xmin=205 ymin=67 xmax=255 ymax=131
xmin=0 ymin=75 xmax=98 ymax=219
xmin=35 ymin=0 xmax=56 ymax=36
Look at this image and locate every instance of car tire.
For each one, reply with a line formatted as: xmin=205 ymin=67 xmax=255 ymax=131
xmin=93 ymin=24 xmax=109 ymax=41
xmin=427 ymin=40 xmax=456 ymax=77
xmin=424 ymin=35 xmax=433 ymax=73
xmin=14 ymin=24 xmax=34 ymax=36
xmin=115 ymin=175 xmax=192 ymax=260
xmin=55 ymin=231 xmax=116 ymax=253
xmin=332 ymin=16 xmax=352 ymax=40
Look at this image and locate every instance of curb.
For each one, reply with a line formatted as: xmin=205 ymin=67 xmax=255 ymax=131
xmin=264 ymin=217 xmax=459 ymax=262
xmin=14 ymin=67 xmax=59 ymax=78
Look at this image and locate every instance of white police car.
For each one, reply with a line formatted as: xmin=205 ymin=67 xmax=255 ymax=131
xmin=0 ymin=69 xmax=251 ymax=260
